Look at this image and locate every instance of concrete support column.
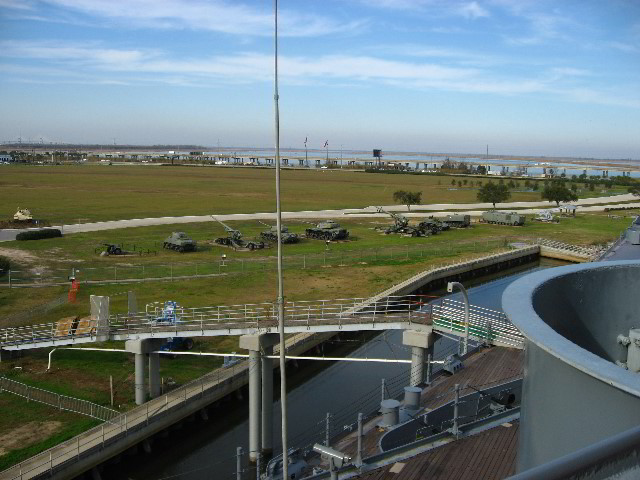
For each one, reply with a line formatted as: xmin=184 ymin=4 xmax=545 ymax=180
xmin=261 ymin=344 xmax=274 ymax=459
xmin=149 ymin=352 xmax=161 ymax=398
xmin=403 ymin=329 xmax=435 ymax=387
xmin=248 ymin=349 xmax=261 ymax=463
xmin=126 ymin=338 xmax=165 ymax=406
xmin=240 ymin=334 xmax=279 ymax=464
xmin=410 ymin=346 xmax=425 ymax=387
xmin=134 ymin=352 xmax=146 ymax=405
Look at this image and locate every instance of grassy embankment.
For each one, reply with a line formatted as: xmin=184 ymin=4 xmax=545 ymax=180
xmin=0 ymin=164 xmax=635 ymax=468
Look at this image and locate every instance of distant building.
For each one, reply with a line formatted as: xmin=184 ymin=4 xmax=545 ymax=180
xmin=0 ymin=154 xmax=13 ymax=163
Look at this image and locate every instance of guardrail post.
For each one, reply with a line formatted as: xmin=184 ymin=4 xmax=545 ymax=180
xmin=237 ymin=446 xmax=243 ymax=480
xmin=356 ymin=412 xmax=363 ymax=466
xmin=452 ymin=384 xmax=460 ymax=438
xmin=325 ymin=412 xmax=331 ymax=446
xmin=426 ymin=353 xmax=432 ymax=385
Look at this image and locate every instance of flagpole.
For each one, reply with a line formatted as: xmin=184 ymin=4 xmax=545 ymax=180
xmin=273 ymin=0 xmax=289 ymax=477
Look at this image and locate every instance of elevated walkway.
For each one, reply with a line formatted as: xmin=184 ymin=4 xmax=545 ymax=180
xmin=0 ymin=295 xmax=524 ymax=352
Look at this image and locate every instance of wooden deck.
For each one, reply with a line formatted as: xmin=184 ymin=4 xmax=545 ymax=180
xmin=354 ymin=421 xmax=519 ymax=479
xmin=332 ymin=346 xmax=523 ymax=479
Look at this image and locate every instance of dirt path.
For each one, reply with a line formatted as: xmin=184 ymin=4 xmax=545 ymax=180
xmin=0 ymin=421 xmax=62 ymax=456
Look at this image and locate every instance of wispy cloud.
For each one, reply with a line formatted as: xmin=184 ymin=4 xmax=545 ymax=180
xmin=3 ymin=39 xmax=637 ymax=109
xmin=457 ymin=2 xmax=489 ymax=19
xmin=607 ymin=41 xmax=639 ymax=54
xmin=33 ymin=0 xmax=367 ymax=37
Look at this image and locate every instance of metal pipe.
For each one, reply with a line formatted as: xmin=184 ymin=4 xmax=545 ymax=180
xmin=273 ymin=1 xmax=288 ymax=476
xmin=236 ymin=446 xmax=243 ymax=480
xmin=47 ymin=348 xmax=57 ymax=370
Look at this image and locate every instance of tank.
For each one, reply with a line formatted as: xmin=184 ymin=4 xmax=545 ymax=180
xmin=163 ymin=232 xmax=197 ymax=252
xmin=305 ymin=220 xmax=349 ymax=240
xmin=260 ymin=225 xmax=299 ymax=244
xmin=417 ymin=217 xmax=450 ymax=235
xmin=13 ymin=208 xmax=33 ymax=222
xmin=444 ymin=214 xmax=471 ymax=227
xmin=481 ymin=211 xmax=525 ymax=226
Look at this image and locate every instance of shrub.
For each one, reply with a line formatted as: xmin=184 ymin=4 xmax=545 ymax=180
xmin=16 ymin=229 xmax=63 ymax=241
xmin=0 ymin=255 xmax=9 ymax=275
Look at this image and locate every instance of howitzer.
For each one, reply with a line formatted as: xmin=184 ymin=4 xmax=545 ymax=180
xmin=376 ymin=207 xmax=423 ymax=236
xmin=213 ymin=217 xmax=265 ymax=250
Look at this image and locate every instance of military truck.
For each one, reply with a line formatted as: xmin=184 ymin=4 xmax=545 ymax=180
xmin=13 ymin=208 xmax=33 ymax=222
xmin=481 ymin=211 xmax=526 ymax=226
xmin=214 ymin=219 xmax=265 ymax=250
xmin=163 ymin=232 xmax=197 ymax=252
xmin=375 ymin=207 xmax=423 ymax=236
xmin=259 ymin=224 xmax=299 ymax=244
xmin=305 ymin=220 xmax=349 ymax=240
xmin=444 ymin=214 xmax=471 ymax=227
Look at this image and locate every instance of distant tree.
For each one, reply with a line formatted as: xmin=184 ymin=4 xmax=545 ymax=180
xmin=441 ymin=158 xmax=456 ymax=170
xmin=589 ymin=183 xmax=595 ymax=191
xmin=542 ymin=182 xmax=578 ymax=206
xmin=457 ymin=162 xmax=469 ymax=173
xmin=477 ymin=181 xmax=483 ymax=186
xmin=524 ymin=180 xmax=531 ymax=189
xmin=571 ymin=183 xmax=578 ymax=193
xmin=476 ymin=165 xmax=487 ymax=175
xmin=507 ymin=180 xmax=516 ymax=189
xmin=457 ymin=180 xmax=463 ymax=187
xmin=477 ymin=182 xmax=511 ymax=209
xmin=451 ymin=179 xmax=456 ymax=186
xmin=571 ymin=175 xmax=578 ymax=181
xmin=515 ymin=182 xmax=521 ymax=188
xmin=463 ymin=179 xmax=468 ymax=186
xmin=393 ymin=190 xmax=422 ymax=211
xmin=628 ymin=186 xmax=640 ymax=196
xmin=532 ymin=182 xmax=539 ymax=191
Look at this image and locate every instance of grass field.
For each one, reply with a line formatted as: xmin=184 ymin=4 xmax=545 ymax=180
xmin=0 ymin=164 xmax=629 ymax=224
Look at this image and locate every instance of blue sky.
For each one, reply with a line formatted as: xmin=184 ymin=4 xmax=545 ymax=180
xmin=1 ymin=0 xmax=639 ymax=158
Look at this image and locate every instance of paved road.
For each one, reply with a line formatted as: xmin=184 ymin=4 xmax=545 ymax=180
xmin=1 ymin=193 xmax=636 ymax=242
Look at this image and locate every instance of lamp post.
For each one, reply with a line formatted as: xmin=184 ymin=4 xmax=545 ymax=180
xmin=447 ymin=282 xmax=470 ymax=355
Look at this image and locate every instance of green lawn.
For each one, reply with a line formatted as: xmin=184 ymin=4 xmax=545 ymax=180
xmin=2 ymin=164 xmax=627 ymax=225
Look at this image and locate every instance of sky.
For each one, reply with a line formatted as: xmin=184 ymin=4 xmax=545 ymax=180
xmin=0 ymin=0 xmax=639 ymax=159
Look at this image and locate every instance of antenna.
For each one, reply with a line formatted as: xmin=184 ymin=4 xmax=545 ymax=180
xmin=273 ymin=1 xmax=289 ymax=477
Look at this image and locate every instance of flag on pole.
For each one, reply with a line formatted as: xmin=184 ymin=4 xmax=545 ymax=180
xmin=324 ymin=140 xmax=328 ymax=148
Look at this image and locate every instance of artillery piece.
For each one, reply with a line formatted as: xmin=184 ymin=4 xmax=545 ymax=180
xmin=100 ymin=243 xmax=125 ymax=256
xmin=375 ymin=207 xmax=423 ymax=236
xmin=305 ymin=220 xmax=349 ymax=241
xmin=214 ymin=218 xmax=265 ymax=250
xmin=259 ymin=222 xmax=299 ymax=244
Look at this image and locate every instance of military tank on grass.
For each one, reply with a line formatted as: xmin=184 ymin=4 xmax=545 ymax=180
xmin=13 ymin=208 xmax=33 ymax=222
xmin=259 ymin=223 xmax=299 ymax=244
xmin=305 ymin=220 xmax=349 ymax=241
xmin=214 ymin=219 xmax=265 ymax=250
xmin=417 ymin=217 xmax=450 ymax=235
xmin=163 ymin=232 xmax=197 ymax=252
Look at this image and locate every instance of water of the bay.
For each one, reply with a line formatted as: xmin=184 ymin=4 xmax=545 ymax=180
xmin=105 ymin=257 xmax=566 ymax=479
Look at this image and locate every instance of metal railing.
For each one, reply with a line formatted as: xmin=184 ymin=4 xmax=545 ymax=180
xmin=536 ymin=238 xmax=605 ymax=260
xmin=0 ymin=377 xmax=119 ymax=423
xmin=431 ymin=298 xmax=524 ymax=349
xmin=0 ymin=296 xmax=432 ymax=349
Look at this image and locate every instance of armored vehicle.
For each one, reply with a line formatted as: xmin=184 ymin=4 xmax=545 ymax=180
xmin=375 ymin=207 xmax=423 ymax=236
xmin=13 ymin=208 xmax=33 ymax=222
xmin=305 ymin=220 xmax=349 ymax=240
xmin=417 ymin=217 xmax=450 ymax=235
xmin=260 ymin=224 xmax=299 ymax=244
xmin=481 ymin=211 xmax=526 ymax=226
xmin=163 ymin=232 xmax=197 ymax=252
xmin=214 ymin=219 xmax=265 ymax=250
xmin=444 ymin=214 xmax=471 ymax=227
